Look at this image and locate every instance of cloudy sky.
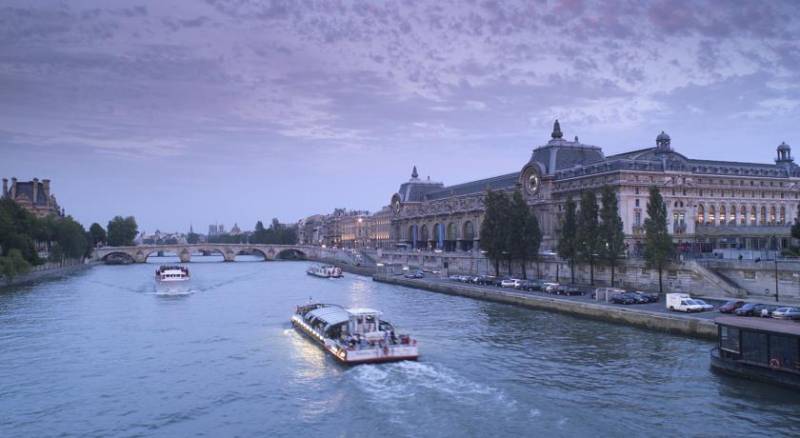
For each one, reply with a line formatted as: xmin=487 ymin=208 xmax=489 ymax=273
xmin=2 ymin=0 xmax=799 ymax=232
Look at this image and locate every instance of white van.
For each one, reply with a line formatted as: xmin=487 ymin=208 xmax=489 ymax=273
xmin=666 ymin=293 xmax=703 ymax=312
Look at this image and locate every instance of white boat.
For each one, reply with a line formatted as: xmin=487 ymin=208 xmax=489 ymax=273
xmin=306 ymin=264 xmax=343 ymax=278
xmin=291 ymin=303 xmax=419 ymax=364
xmin=155 ymin=265 xmax=190 ymax=282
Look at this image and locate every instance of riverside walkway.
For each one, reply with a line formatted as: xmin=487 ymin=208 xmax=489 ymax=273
xmin=374 ymin=274 xmax=720 ymax=339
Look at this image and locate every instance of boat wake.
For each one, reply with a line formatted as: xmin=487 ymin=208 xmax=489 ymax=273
xmin=348 ymin=361 xmax=516 ymax=408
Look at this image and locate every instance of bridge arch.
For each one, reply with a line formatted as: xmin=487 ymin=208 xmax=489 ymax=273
xmin=275 ymin=248 xmax=307 ymax=260
xmin=100 ymin=251 xmax=136 ymax=264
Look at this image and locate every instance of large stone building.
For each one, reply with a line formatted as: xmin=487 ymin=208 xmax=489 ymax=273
xmin=388 ymin=121 xmax=800 ymax=255
xmin=2 ymin=177 xmax=63 ymax=217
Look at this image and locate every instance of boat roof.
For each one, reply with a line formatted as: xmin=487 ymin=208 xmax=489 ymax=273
xmin=715 ymin=316 xmax=800 ymax=337
xmin=347 ymin=308 xmax=381 ymax=316
xmin=307 ymin=306 xmax=350 ymax=326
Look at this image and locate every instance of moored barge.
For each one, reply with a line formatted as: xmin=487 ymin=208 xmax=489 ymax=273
xmin=306 ymin=265 xmax=343 ymax=278
xmin=711 ymin=316 xmax=800 ymax=389
xmin=291 ymin=303 xmax=418 ymax=364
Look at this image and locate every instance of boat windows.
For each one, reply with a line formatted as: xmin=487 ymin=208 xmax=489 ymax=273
xmin=741 ymin=331 xmax=769 ymax=364
xmin=720 ymin=326 xmax=740 ymax=354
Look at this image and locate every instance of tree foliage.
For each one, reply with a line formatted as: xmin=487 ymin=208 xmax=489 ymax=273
xmin=643 ymin=186 xmax=674 ymax=293
xmin=0 ymin=249 xmax=31 ymax=283
xmin=107 ymin=216 xmax=138 ymax=246
xmin=480 ymin=190 xmax=511 ymax=276
xmin=89 ymin=223 xmax=107 ymax=246
xmin=599 ymin=185 xmax=626 ymax=287
xmin=557 ymin=196 xmax=578 ymax=284
xmin=480 ymin=189 xmax=541 ymax=277
xmin=575 ymin=190 xmax=600 ymax=285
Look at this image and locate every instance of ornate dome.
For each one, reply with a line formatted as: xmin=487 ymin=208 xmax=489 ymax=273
xmin=656 ymin=131 xmax=670 ymax=142
xmin=778 ymin=141 xmax=791 ymax=151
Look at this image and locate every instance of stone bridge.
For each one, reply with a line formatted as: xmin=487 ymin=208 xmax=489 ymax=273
xmin=93 ymin=244 xmax=324 ymax=263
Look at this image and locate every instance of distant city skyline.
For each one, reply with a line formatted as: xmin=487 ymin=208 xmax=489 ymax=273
xmin=2 ymin=1 xmax=799 ymax=231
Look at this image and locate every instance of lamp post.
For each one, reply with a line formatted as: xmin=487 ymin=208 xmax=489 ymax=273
xmin=774 ymin=258 xmax=780 ymax=303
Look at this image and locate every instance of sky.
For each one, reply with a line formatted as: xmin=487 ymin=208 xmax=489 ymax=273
xmin=2 ymin=0 xmax=800 ymax=233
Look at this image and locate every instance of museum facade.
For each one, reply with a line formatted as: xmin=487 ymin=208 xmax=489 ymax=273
xmin=388 ymin=121 xmax=800 ymax=255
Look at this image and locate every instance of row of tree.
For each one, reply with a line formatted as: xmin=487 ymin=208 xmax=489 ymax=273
xmin=478 ymin=186 xmax=676 ymax=292
xmin=0 ymin=198 xmax=92 ymax=281
xmin=557 ymin=185 xmax=674 ymax=292
xmin=479 ymin=189 xmax=542 ymax=278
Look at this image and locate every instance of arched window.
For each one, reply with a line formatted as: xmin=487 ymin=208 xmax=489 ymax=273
xmin=461 ymin=221 xmax=475 ymax=251
xmin=720 ymin=205 xmax=726 ymax=225
xmin=697 ymin=205 xmax=705 ymax=224
xmin=730 ymin=204 xmax=737 ymax=224
xmin=780 ymin=206 xmax=786 ymax=224
xmin=446 ymin=223 xmax=457 ymax=241
xmin=770 ymin=206 xmax=776 ymax=224
xmin=433 ymin=223 xmax=444 ymax=249
xmin=760 ymin=206 xmax=767 ymax=224
xmin=750 ymin=206 xmax=757 ymax=225
xmin=708 ymin=205 xmax=716 ymax=225
xmin=420 ymin=224 xmax=429 ymax=244
xmin=740 ymin=205 xmax=746 ymax=225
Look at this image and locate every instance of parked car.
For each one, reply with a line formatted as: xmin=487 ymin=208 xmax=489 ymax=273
xmin=404 ymin=270 xmax=424 ymax=279
xmin=610 ymin=293 xmax=636 ymax=305
xmin=560 ymin=285 xmax=584 ymax=296
xmin=518 ymin=279 xmax=543 ymax=291
xmin=448 ymin=274 xmax=462 ymax=281
xmin=719 ymin=300 xmax=745 ymax=314
xmin=772 ymin=307 xmax=800 ymax=320
xmin=760 ymin=305 xmax=780 ymax=318
xmin=543 ymin=282 xmax=561 ymax=294
xmin=692 ymin=299 xmax=715 ymax=312
xmin=500 ymin=278 xmax=522 ymax=288
xmin=625 ymin=292 xmax=651 ymax=304
xmin=666 ymin=293 xmax=704 ymax=312
xmin=735 ymin=303 xmax=768 ymax=317
xmin=632 ymin=291 xmax=659 ymax=303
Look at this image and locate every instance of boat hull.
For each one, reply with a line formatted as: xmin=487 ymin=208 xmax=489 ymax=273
xmin=291 ymin=316 xmax=418 ymax=365
xmin=710 ymin=347 xmax=800 ymax=390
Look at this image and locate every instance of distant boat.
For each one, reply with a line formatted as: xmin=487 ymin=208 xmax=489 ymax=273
xmin=155 ymin=265 xmax=190 ymax=282
xmin=306 ymin=264 xmax=343 ymax=278
xmin=291 ymin=302 xmax=419 ymax=364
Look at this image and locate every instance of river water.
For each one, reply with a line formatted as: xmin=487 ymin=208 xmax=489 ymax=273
xmin=1 ymin=257 xmax=798 ymax=437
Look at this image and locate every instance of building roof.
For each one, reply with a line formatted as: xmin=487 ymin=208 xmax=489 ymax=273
xmin=424 ymin=172 xmax=520 ymax=200
xmin=715 ymin=316 xmax=800 ymax=337
xmin=12 ymin=181 xmax=49 ymax=206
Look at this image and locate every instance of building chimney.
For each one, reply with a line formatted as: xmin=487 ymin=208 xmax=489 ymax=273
xmin=2 ymin=178 xmax=7 ymax=197
xmin=32 ymin=177 xmax=39 ymax=203
xmin=42 ymin=179 xmax=50 ymax=198
xmin=10 ymin=177 xmax=17 ymax=198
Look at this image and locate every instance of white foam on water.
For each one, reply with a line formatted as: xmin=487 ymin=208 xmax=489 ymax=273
xmin=348 ymin=361 xmax=518 ymax=412
xmin=529 ymin=408 xmax=541 ymax=418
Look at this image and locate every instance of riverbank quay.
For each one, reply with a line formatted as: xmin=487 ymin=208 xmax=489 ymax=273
xmin=1 ymin=259 xmax=95 ymax=288
xmin=374 ymin=274 xmax=718 ymax=340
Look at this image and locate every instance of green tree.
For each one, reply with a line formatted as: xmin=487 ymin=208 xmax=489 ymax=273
xmin=480 ymin=190 xmax=511 ymax=276
xmin=576 ymin=190 xmax=600 ymax=285
xmin=54 ymin=216 xmax=88 ymax=260
xmin=557 ymin=197 xmax=578 ymax=284
xmin=0 ymin=198 xmax=41 ymax=264
xmin=89 ymin=223 xmax=107 ymax=247
xmin=599 ymin=185 xmax=626 ymax=287
xmin=187 ymin=232 xmax=200 ymax=244
xmin=0 ymin=248 xmax=31 ymax=283
xmin=643 ymin=186 xmax=674 ymax=293
xmin=508 ymin=189 xmax=541 ymax=278
xmin=107 ymin=216 xmax=138 ymax=246
xmin=252 ymin=220 xmax=268 ymax=244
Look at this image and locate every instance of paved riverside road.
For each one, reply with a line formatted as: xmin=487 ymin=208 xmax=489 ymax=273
xmin=409 ymin=276 xmax=731 ymax=322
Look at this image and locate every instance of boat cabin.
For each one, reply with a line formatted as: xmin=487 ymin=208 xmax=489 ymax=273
xmin=713 ymin=316 xmax=800 ymax=387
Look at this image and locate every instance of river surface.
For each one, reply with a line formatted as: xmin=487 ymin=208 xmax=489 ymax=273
xmin=1 ymin=257 xmax=798 ymax=437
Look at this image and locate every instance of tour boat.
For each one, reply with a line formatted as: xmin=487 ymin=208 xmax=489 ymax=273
xmin=711 ymin=316 xmax=800 ymax=389
xmin=306 ymin=264 xmax=343 ymax=278
xmin=155 ymin=265 xmax=190 ymax=282
xmin=291 ymin=303 xmax=419 ymax=364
